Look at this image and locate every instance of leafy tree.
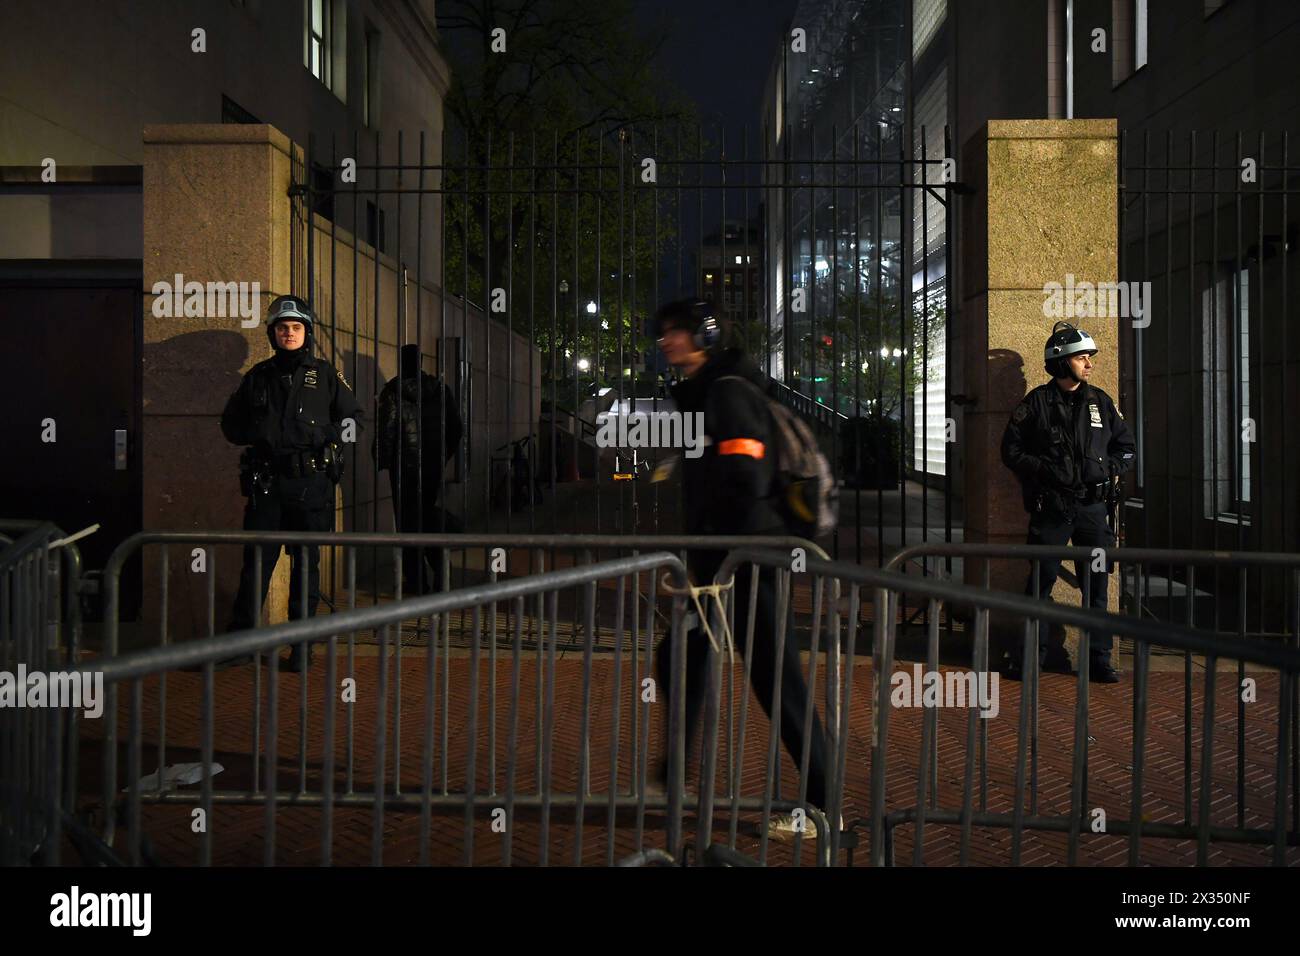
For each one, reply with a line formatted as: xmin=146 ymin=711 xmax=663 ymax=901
xmin=731 ymin=280 xmax=945 ymax=419
xmin=436 ymin=0 xmax=703 ymax=391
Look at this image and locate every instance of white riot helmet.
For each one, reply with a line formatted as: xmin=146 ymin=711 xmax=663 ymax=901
xmin=1044 ymin=321 xmax=1097 ymax=380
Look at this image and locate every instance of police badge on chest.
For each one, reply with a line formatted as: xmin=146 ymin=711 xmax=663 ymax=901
xmin=1088 ymin=402 xmax=1102 ymax=428
xmin=304 ymin=367 xmax=319 ymax=388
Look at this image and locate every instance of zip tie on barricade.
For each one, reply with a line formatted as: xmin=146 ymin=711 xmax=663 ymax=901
xmin=659 ymin=573 xmax=738 ymax=672
xmin=49 ymin=524 xmax=100 ymax=550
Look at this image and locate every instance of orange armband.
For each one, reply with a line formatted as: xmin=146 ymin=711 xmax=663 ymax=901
xmin=717 ymin=438 xmax=766 ymax=459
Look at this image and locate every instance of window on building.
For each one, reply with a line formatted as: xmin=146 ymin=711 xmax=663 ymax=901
xmin=1134 ymin=0 xmax=1148 ymax=69
xmin=363 ymin=27 xmax=381 ymax=128
xmin=1112 ymin=0 xmax=1147 ymax=85
xmin=1201 ymin=267 xmax=1251 ymax=520
xmin=304 ymin=0 xmax=346 ymax=100
xmin=306 ymin=0 xmax=330 ymax=85
xmin=913 ymin=0 xmax=945 ymax=60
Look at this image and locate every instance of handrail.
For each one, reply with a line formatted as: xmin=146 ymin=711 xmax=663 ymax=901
xmin=86 ymin=551 xmax=688 ymax=684
xmin=884 ymin=542 xmax=1300 ymax=573
xmin=769 ymin=378 xmax=852 ymax=427
xmin=101 ymin=531 xmax=828 ymax=656
xmin=0 ymin=520 xmax=84 ymax=660
xmin=719 ymin=547 xmax=1300 ymax=670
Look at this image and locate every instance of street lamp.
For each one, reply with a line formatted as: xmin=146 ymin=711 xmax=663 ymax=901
xmin=586 ymin=301 xmax=598 ymax=315
xmin=577 ymin=357 xmax=590 ymax=372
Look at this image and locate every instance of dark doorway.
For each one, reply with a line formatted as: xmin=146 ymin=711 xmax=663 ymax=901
xmin=0 ymin=265 xmax=142 ymax=616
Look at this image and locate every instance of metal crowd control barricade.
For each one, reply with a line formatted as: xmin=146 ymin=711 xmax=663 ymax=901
xmin=82 ymin=536 xmax=857 ymax=866
xmin=0 ymin=522 xmax=85 ymax=866
xmin=885 ymin=543 xmax=1300 ymax=862
xmin=713 ymin=547 xmax=1298 ymax=867
xmin=95 ymin=531 xmax=826 ymax=858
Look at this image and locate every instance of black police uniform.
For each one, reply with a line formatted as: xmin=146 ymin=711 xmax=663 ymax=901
xmin=1001 ymin=379 xmax=1135 ymax=673
xmin=652 ymin=310 xmax=831 ymax=812
xmin=221 ymin=331 xmax=361 ymax=644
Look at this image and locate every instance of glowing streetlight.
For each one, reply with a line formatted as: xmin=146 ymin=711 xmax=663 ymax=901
xmin=577 ymin=357 xmax=590 ymax=372
xmin=586 ymin=301 xmax=598 ymax=315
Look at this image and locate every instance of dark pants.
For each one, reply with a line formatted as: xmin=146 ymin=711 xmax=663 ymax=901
xmin=655 ymin=561 xmax=830 ymax=810
xmin=229 ymin=472 xmax=334 ymax=631
xmin=389 ymin=467 xmax=455 ymax=595
xmin=1021 ymin=500 xmax=1115 ymax=669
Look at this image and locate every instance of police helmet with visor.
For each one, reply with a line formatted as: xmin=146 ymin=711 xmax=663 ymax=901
xmin=1044 ymin=321 xmax=1097 ymax=379
xmin=266 ymin=294 xmax=315 ymax=350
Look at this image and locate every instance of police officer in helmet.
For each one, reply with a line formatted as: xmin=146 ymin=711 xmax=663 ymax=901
xmin=1000 ymin=321 xmax=1136 ymax=683
xmin=219 ymin=294 xmax=362 ymax=670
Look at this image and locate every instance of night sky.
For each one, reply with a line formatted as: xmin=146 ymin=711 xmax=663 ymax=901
xmin=637 ymin=0 xmax=800 ymax=146
xmin=633 ymin=0 xmax=799 ymax=306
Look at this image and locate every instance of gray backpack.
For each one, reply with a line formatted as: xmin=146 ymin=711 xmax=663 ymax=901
xmin=720 ymin=376 xmax=840 ymax=540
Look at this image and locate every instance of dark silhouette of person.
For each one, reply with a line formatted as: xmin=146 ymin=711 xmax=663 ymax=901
xmin=373 ymin=344 xmax=464 ymax=594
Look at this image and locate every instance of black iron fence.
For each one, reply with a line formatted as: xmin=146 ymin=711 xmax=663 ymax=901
xmin=286 ymin=123 xmax=960 ymax=567
xmin=1117 ymin=129 xmax=1299 ymax=634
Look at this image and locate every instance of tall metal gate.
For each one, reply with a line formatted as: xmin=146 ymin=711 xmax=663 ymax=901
xmin=1117 ymin=129 xmax=1300 ymax=639
xmin=286 ymin=122 xmax=960 ymax=569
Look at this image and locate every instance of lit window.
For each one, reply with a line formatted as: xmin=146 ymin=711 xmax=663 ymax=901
xmin=307 ymin=0 xmax=330 ymax=86
xmin=1134 ymin=0 xmax=1148 ymax=70
xmin=304 ymin=0 xmax=345 ymax=99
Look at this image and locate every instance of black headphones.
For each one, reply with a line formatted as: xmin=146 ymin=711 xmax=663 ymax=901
xmin=689 ymin=299 xmax=721 ymax=351
xmin=651 ymin=298 xmax=722 ymax=351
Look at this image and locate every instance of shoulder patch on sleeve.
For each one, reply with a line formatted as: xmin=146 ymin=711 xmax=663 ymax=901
xmin=1012 ymin=403 xmax=1029 ymax=424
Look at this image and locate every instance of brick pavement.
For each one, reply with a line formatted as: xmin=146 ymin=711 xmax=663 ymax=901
xmin=73 ymin=651 xmax=1297 ymax=867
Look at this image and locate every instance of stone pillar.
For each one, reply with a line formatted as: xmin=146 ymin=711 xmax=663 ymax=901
xmin=141 ymin=124 xmax=298 ymax=637
xmin=961 ymin=120 xmax=1120 ymax=645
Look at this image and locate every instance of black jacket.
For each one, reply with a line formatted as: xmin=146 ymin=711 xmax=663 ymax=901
xmin=372 ymin=373 xmax=463 ymax=472
xmin=1000 ymin=380 xmax=1135 ymax=513
xmin=221 ymin=351 xmax=362 ymax=459
xmin=671 ymin=348 xmax=784 ymax=540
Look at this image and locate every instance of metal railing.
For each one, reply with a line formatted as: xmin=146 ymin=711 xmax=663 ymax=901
xmin=73 ymin=550 xmax=843 ymax=866
xmin=18 ymin=531 xmax=1298 ymax=866
xmin=102 ymin=531 xmax=826 ymax=656
xmin=0 ymin=522 xmax=85 ymax=865
xmin=717 ymin=547 xmax=1299 ymax=866
xmin=93 ymin=535 xmax=836 ymax=865
xmin=884 ymin=542 xmax=1300 ymax=841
